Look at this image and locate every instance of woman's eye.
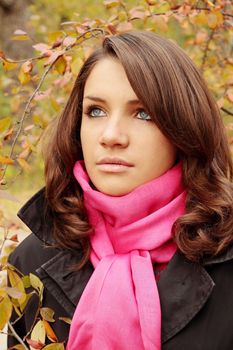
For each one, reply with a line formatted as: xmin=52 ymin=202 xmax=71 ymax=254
xmin=137 ymin=110 xmax=152 ymax=121
xmin=87 ymin=107 xmax=106 ymax=117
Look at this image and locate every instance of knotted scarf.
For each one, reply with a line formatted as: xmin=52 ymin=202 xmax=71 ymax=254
xmin=66 ymin=160 xmax=186 ymax=350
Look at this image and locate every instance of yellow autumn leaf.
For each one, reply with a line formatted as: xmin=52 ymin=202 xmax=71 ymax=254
xmin=29 ymin=273 xmax=44 ymax=300
xmin=193 ymin=11 xmax=208 ymax=26
xmin=30 ymin=320 xmax=46 ymax=349
xmin=43 ymin=343 xmax=65 ymax=350
xmin=33 ymin=115 xmax=48 ymax=129
xmin=40 ymin=307 xmax=55 ymax=322
xmin=207 ymin=11 xmax=223 ymax=29
xmin=2 ymin=60 xmax=18 ymax=71
xmin=48 ymin=31 xmax=64 ymax=44
xmin=0 ymin=295 xmax=12 ymax=330
xmin=0 ymin=117 xmax=11 ymax=133
xmin=22 ymin=275 xmax=31 ymax=289
xmin=20 ymin=293 xmax=33 ymax=313
xmin=59 ymin=316 xmax=72 ymax=325
xmin=54 ymin=56 xmax=66 ymax=75
xmin=71 ymin=57 xmax=83 ymax=75
xmin=11 ymin=35 xmax=30 ymax=41
xmin=22 ymin=60 xmax=33 ymax=73
xmin=0 ymin=155 xmax=14 ymax=165
xmin=153 ymin=16 xmax=168 ymax=32
xmin=8 ymin=269 xmax=26 ymax=304
xmin=50 ymin=98 xmax=61 ymax=112
xmin=103 ymin=0 xmax=121 ymax=9
xmin=10 ymin=345 xmax=25 ymax=350
xmin=153 ymin=2 xmax=170 ymax=13
xmin=17 ymin=158 xmax=31 ymax=172
xmin=18 ymin=66 xmax=31 ymax=85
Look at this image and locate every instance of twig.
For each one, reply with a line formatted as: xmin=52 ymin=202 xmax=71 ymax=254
xmin=8 ymin=322 xmax=30 ymax=350
xmin=0 ymin=63 xmax=53 ymax=184
xmin=194 ymin=7 xmax=233 ymax=18
xmin=221 ymin=107 xmax=233 ymax=117
xmin=201 ymin=29 xmax=215 ymax=70
xmin=0 ymin=226 xmax=8 ymax=257
xmin=1 ymin=54 xmax=45 ymax=64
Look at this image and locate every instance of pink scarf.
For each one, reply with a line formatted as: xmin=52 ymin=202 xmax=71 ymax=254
xmin=67 ymin=160 xmax=186 ymax=350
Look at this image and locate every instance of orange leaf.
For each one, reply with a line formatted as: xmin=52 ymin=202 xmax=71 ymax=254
xmin=43 ymin=320 xmax=58 ymax=342
xmin=107 ymin=23 xmax=117 ymax=35
xmin=226 ymin=93 xmax=233 ymax=103
xmin=0 ymin=156 xmax=14 ymax=165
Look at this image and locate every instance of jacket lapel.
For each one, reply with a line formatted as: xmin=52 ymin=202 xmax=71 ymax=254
xmin=36 ymin=250 xmax=94 ymax=317
xmin=158 ymin=252 xmax=215 ymax=343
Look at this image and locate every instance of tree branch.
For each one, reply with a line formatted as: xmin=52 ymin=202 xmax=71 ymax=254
xmin=8 ymin=322 xmax=30 ymax=350
xmin=0 ymin=28 xmax=105 ymax=184
xmin=201 ymin=29 xmax=215 ymax=70
xmin=221 ymin=107 xmax=233 ymax=117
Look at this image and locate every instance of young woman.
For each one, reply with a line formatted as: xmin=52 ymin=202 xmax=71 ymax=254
xmin=8 ymin=31 xmax=233 ymax=349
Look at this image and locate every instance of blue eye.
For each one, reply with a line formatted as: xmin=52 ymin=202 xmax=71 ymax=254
xmin=137 ymin=110 xmax=152 ymax=121
xmin=88 ymin=107 xmax=106 ymax=117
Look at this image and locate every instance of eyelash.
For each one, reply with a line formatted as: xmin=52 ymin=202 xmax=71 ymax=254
xmin=84 ymin=105 xmax=152 ymax=121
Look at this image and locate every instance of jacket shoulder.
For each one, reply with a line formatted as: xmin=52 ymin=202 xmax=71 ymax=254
xmin=8 ymin=233 xmax=59 ymax=275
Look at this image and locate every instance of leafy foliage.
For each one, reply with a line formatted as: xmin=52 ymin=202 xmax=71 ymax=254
xmin=0 ymin=0 xmax=232 ymax=347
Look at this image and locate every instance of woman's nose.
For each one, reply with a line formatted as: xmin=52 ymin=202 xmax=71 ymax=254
xmin=99 ymin=117 xmax=129 ymax=148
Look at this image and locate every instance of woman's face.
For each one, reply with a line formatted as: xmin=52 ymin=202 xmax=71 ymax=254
xmin=81 ymin=58 xmax=177 ymax=196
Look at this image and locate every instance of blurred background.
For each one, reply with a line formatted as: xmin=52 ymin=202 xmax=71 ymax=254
xmin=0 ymin=0 xmax=232 ymax=347
xmin=0 ymin=0 xmax=232 ymax=230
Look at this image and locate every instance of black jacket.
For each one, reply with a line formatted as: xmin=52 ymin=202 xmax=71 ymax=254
xmin=8 ymin=189 xmax=233 ymax=349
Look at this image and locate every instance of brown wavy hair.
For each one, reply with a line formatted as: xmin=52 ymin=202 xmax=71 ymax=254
xmin=44 ymin=31 xmax=233 ymax=266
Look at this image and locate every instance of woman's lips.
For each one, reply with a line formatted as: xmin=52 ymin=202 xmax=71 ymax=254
xmin=96 ymin=158 xmax=134 ymax=173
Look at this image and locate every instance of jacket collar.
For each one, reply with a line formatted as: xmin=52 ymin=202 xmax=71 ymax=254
xmin=18 ymin=187 xmax=233 ymax=266
xmin=18 ymin=188 xmax=233 ymax=343
xmin=17 ymin=188 xmax=54 ymax=245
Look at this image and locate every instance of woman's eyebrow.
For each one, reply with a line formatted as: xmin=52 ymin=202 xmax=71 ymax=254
xmin=84 ymin=95 xmax=142 ymax=106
